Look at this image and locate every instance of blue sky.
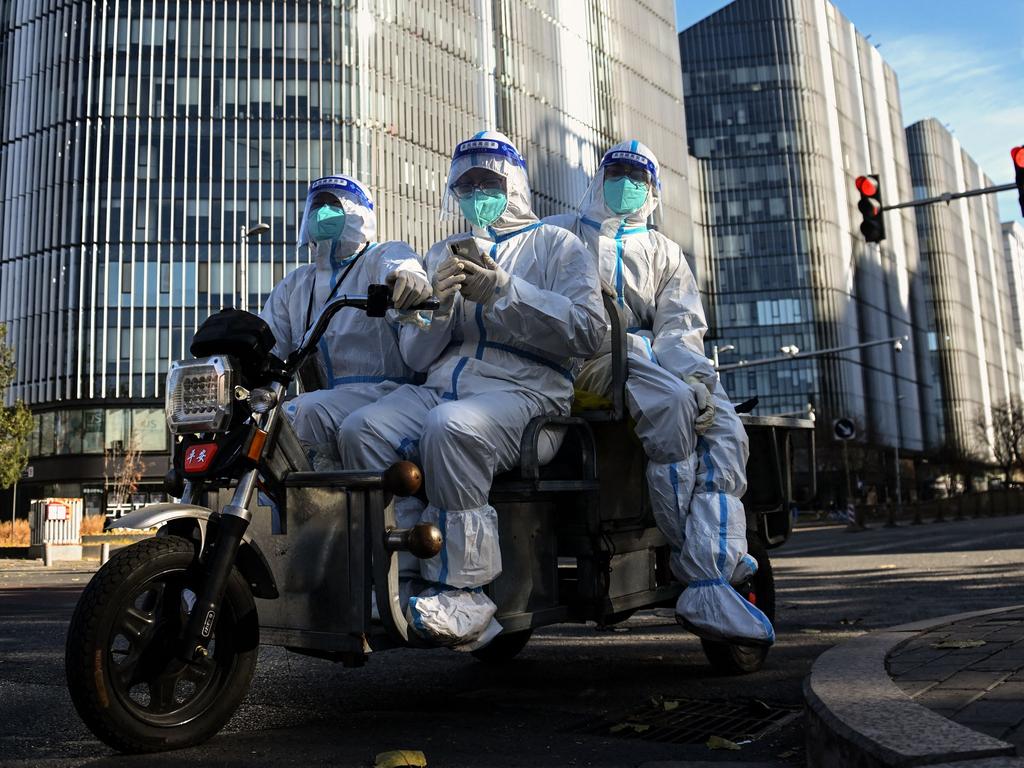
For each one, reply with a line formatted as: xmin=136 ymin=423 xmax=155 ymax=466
xmin=675 ymin=1 xmax=1024 ymax=224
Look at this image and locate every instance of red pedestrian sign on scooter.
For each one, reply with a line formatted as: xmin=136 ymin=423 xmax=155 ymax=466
xmin=833 ymin=417 xmax=856 ymax=441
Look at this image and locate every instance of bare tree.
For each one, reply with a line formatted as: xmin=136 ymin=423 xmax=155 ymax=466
xmin=974 ymin=399 xmax=1024 ymax=482
xmin=104 ymin=435 xmax=144 ymax=512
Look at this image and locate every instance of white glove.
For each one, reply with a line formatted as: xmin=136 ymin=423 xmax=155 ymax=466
xmin=685 ymin=375 xmax=715 ymax=435
xmin=432 ymin=256 xmax=465 ymax=318
xmin=459 ymin=255 xmax=510 ymax=304
xmin=387 ymin=268 xmax=432 ymax=310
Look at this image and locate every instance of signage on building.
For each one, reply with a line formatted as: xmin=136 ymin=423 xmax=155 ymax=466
xmin=833 ymin=418 xmax=856 ymax=441
xmin=21 ymin=465 xmax=34 ymax=479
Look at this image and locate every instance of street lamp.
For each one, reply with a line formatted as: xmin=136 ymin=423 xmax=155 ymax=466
xmin=238 ymin=222 xmax=271 ymax=313
xmin=717 ymin=335 xmax=908 ymax=372
xmin=711 ymin=343 xmax=735 ymax=369
xmin=780 ymin=345 xmax=800 ymax=356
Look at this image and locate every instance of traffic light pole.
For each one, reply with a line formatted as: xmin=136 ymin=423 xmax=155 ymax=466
xmin=881 ymin=181 xmax=1017 ymax=212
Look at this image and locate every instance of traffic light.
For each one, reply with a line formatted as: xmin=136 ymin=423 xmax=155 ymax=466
xmin=1013 ymin=146 xmax=1024 ymax=217
xmin=855 ymin=174 xmax=885 ymax=243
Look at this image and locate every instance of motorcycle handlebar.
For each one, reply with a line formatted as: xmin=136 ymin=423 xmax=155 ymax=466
xmin=286 ymin=284 xmax=439 ymax=373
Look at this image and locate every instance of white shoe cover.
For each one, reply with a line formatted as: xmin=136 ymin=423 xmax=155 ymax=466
xmin=451 ymin=617 xmax=504 ymax=652
xmin=676 ymin=489 xmax=774 ymax=645
xmin=406 ymin=587 xmax=498 ymax=646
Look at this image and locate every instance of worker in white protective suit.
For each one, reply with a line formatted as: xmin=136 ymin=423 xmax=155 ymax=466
xmin=260 ymin=174 xmax=431 ymax=470
xmin=339 ymin=131 xmax=606 ymax=648
xmin=545 ymin=141 xmax=774 ymax=646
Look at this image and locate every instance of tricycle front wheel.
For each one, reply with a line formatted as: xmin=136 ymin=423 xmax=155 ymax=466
xmin=700 ymin=539 xmax=775 ymax=675
xmin=65 ymin=535 xmax=259 ymax=753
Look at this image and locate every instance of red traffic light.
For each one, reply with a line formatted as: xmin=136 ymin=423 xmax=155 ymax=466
xmin=1013 ymin=147 xmax=1024 ymax=169
xmin=855 ymin=175 xmax=878 ymax=197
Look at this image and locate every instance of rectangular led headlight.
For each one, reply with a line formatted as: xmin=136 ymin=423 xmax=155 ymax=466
xmin=165 ymin=356 xmax=237 ymax=434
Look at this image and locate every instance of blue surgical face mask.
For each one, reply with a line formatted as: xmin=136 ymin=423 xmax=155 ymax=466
xmin=459 ymin=189 xmax=508 ymax=228
xmin=307 ymin=204 xmax=346 ymax=242
xmin=603 ymin=177 xmax=649 ymax=215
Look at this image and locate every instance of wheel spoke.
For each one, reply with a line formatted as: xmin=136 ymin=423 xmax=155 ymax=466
xmin=111 ymin=648 xmax=144 ymax=688
xmin=148 ymin=674 xmax=178 ymax=713
xmin=119 ymin=605 xmax=157 ymax=642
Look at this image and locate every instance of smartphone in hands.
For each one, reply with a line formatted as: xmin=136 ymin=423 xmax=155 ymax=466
xmin=448 ymin=236 xmax=487 ymax=267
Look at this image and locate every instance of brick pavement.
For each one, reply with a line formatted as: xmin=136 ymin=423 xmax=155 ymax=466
xmin=889 ymin=607 xmax=1024 ymax=747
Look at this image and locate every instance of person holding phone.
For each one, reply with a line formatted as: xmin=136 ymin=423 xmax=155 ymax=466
xmin=260 ymin=174 xmax=431 ymax=469
xmin=545 ymin=141 xmax=774 ymax=646
xmin=340 ymin=131 xmax=605 ymax=648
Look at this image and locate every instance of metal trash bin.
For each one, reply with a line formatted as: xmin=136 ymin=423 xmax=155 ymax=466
xmin=28 ymin=498 xmax=84 ymax=562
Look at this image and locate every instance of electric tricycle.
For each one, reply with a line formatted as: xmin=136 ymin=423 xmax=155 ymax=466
xmin=64 ymin=285 xmax=813 ymax=753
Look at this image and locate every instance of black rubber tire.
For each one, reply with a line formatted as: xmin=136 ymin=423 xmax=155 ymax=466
xmin=700 ymin=538 xmax=776 ymax=676
xmin=65 ymin=536 xmax=259 ymax=753
xmin=471 ymin=629 xmax=533 ymax=663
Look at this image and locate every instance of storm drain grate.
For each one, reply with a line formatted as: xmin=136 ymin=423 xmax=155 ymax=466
xmin=570 ymin=697 xmax=802 ymax=745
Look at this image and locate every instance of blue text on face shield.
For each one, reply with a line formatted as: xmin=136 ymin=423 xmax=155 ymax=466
xmin=307 ymin=204 xmax=346 ymax=242
xmin=603 ymin=177 xmax=649 ymax=215
xmin=459 ymin=190 xmax=508 ymax=228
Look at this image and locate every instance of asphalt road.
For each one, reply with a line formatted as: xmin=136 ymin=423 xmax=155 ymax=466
xmin=2 ymin=515 xmax=1022 ymax=768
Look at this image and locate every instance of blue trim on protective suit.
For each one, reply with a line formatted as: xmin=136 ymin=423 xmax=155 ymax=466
xmin=688 ymin=577 xmax=727 ymax=588
xmin=741 ymin=553 xmax=758 ymax=576
xmin=438 ymin=509 xmax=449 ymax=585
xmin=396 ymin=437 xmax=419 ymax=460
xmin=442 ymin=358 xmax=469 ymax=400
xmin=717 ymin=491 xmax=730 ymax=575
xmin=488 ymin=221 xmax=542 ymax=243
xmin=317 ymin=241 xmax=342 ymax=386
xmin=480 ymin=341 xmax=574 ymax=380
xmin=330 ymin=374 xmax=411 ymax=387
xmin=474 ymin=301 xmax=487 ymax=360
xmin=407 ymin=596 xmax=427 ymax=633
xmin=614 ymin=220 xmax=627 ymax=307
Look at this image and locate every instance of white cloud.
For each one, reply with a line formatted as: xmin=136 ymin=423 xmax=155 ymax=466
xmin=884 ymin=33 xmax=1024 ymax=223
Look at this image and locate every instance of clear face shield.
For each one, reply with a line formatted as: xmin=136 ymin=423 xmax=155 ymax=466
xmin=578 ymin=148 xmax=661 ymax=219
xmin=297 ymin=176 xmax=376 ymax=250
xmin=440 ymin=137 xmax=528 ymax=225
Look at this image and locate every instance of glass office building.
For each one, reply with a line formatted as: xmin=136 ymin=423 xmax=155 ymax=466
xmin=0 ymin=0 xmax=689 ymax=517
xmin=906 ymin=118 xmax=1020 ymax=460
xmin=679 ymin=0 xmax=929 ymax=452
xmin=1004 ymin=221 xmax=1024 ymax=404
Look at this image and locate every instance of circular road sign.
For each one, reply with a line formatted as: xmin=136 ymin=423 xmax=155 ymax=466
xmin=833 ymin=417 xmax=856 ymax=441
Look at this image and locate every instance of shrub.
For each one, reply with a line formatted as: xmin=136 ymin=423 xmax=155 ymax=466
xmin=0 ymin=519 xmax=30 ymax=547
xmin=80 ymin=515 xmax=107 ymax=536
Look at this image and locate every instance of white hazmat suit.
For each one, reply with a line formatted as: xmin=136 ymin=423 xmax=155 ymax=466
xmin=340 ymin=131 xmax=606 ymax=647
xmin=261 ymin=175 xmax=430 ymax=469
xmin=546 ymin=141 xmax=774 ymax=645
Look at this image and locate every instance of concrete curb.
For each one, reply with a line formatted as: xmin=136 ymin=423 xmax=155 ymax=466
xmin=804 ymin=606 xmax=1024 ymax=768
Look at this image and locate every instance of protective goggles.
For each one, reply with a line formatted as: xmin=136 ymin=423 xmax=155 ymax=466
xmin=600 ymin=150 xmax=659 ymax=188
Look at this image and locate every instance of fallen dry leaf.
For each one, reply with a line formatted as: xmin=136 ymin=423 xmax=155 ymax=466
xmin=663 ymin=700 xmax=679 ymax=712
xmin=609 ymin=722 xmax=650 ymax=734
xmin=374 ymin=750 xmax=427 ymax=768
xmin=932 ymin=639 xmax=986 ymax=649
xmin=706 ymin=735 xmax=742 ymax=750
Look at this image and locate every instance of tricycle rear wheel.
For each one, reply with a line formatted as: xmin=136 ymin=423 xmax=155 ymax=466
xmin=471 ymin=629 xmax=533 ymax=663
xmin=700 ymin=538 xmax=775 ymax=675
xmin=65 ymin=535 xmax=259 ymax=753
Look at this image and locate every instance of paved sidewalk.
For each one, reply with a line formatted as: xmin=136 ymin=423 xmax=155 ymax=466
xmin=888 ymin=607 xmax=1024 ymax=747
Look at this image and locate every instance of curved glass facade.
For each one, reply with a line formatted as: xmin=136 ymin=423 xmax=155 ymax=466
xmin=907 ymin=119 xmax=1020 ymax=460
xmin=680 ymin=0 xmax=928 ymax=452
xmin=0 ymin=0 xmax=689 ymax=514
